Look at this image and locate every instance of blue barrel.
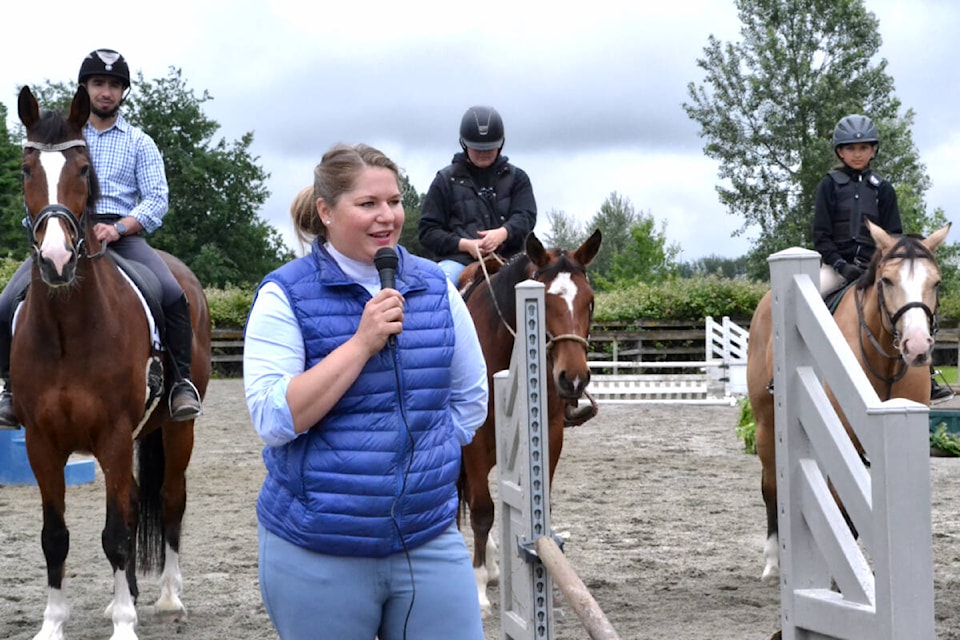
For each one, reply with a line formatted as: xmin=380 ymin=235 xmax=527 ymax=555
xmin=0 ymin=429 xmax=96 ymax=485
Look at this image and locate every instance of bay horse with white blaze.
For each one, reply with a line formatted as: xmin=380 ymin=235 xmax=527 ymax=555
xmin=15 ymin=85 xmax=211 ymax=640
xmin=746 ymin=220 xmax=950 ymax=582
xmin=459 ymin=229 xmax=601 ymax=614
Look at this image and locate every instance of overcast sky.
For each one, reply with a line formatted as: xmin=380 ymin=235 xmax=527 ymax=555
xmin=3 ymin=1 xmax=958 ymax=260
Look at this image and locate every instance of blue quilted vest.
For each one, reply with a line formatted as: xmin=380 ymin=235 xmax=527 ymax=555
xmin=255 ymin=244 xmax=460 ymax=557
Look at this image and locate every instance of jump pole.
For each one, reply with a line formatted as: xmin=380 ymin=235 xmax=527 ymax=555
xmin=534 ymin=535 xmax=621 ymax=640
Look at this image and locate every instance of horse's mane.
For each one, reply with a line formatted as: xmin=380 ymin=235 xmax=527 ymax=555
xmin=30 ymin=109 xmax=101 ymax=212
xmin=858 ymin=233 xmax=936 ymax=290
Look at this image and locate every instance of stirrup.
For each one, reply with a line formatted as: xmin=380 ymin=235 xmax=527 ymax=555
xmin=168 ymin=379 xmax=202 ymax=421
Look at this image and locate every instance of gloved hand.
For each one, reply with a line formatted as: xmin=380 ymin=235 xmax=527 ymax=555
xmin=837 ymin=261 xmax=864 ymax=282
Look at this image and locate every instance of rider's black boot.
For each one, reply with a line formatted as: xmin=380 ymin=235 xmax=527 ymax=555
xmin=164 ymin=294 xmax=202 ymax=421
xmin=0 ymin=317 xmax=18 ymax=428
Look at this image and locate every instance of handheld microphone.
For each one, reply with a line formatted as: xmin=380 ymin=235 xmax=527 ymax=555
xmin=374 ymin=247 xmax=400 ymax=346
xmin=374 ymin=247 xmax=398 ymax=290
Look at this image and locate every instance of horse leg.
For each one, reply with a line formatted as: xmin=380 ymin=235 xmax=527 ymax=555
xmin=469 ymin=489 xmax=495 ymax=616
xmin=99 ymin=446 xmax=139 ymax=640
xmin=760 ymin=466 xmax=779 ymax=583
xmin=462 ymin=443 xmax=496 ymax=616
xmin=29 ymin=444 xmax=71 ymax=640
xmin=484 ymin=532 xmax=500 ymax=585
xmin=153 ymin=423 xmax=194 ymax=616
xmin=755 ymin=404 xmax=779 ymax=583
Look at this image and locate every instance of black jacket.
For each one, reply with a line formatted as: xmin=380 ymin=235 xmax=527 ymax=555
xmin=418 ymin=153 xmax=537 ymax=265
xmin=812 ymin=166 xmax=902 ymax=268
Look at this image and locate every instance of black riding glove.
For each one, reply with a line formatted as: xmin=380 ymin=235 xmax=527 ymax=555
xmin=835 ymin=261 xmax=863 ymax=282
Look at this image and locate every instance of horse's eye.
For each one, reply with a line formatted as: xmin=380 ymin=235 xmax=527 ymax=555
xmin=21 ymin=165 xmax=31 ymax=179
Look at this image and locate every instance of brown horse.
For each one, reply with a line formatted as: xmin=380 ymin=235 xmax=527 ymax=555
xmin=747 ymin=220 xmax=950 ymax=582
xmin=15 ymin=85 xmax=211 ymax=639
xmin=459 ymin=229 xmax=601 ymax=613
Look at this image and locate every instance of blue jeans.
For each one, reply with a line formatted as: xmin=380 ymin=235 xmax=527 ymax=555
xmin=438 ymin=260 xmax=466 ymax=285
xmin=258 ymin=522 xmax=484 ymax=640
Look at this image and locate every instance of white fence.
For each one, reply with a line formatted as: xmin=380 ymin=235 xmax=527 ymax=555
xmin=587 ymin=315 xmax=748 ymax=404
xmin=769 ymin=248 xmax=934 ymax=639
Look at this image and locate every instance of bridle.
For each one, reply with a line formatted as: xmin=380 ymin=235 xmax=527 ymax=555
xmin=476 ymin=255 xmax=597 ymax=424
xmin=22 ymin=138 xmax=108 ymax=261
xmin=855 ymin=250 xmax=940 ymax=398
xmin=478 ymin=255 xmax=592 ymax=354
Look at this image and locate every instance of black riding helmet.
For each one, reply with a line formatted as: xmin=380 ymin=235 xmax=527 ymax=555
xmin=78 ymin=49 xmax=131 ymax=89
xmin=832 ymin=114 xmax=879 ymax=155
xmin=459 ymin=106 xmax=505 ymax=151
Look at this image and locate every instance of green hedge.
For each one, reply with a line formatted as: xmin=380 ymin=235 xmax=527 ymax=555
xmin=594 ymin=275 xmax=767 ymax=324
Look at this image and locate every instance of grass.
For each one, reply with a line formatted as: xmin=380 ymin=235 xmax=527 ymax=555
xmin=936 ymin=366 xmax=957 ymax=385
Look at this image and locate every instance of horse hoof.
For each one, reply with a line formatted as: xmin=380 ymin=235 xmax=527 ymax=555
xmin=154 ymin=604 xmax=187 ymax=623
xmin=761 ymin=566 xmax=779 ymax=583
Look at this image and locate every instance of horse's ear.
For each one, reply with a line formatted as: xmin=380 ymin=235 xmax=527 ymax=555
xmin=574 ymin=229 xmax=603 ymax=267
xmin=525 ymin=232 xmax=548 ymax=267
xmin=68 ymin=86 xmax=91 ymax=131
xmin=923 ymin=222 xmax=951 ymax=253
xmin=17 ymin=85 xmax=40 ymax=130
xmin=866 ymin=220 xmax=894 ymax=254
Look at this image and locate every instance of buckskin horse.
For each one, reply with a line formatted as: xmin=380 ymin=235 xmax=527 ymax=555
xmin=458 ymin=229 xmax=601 ymax=614
xmin=746 ymin=220 xmax=950 ymax=582
xmin=15 ymin=85 xmax=211 ymax=640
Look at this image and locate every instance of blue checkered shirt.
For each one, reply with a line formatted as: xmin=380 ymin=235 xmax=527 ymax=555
xmin=83 ymin=114 xmax=168 ymax=234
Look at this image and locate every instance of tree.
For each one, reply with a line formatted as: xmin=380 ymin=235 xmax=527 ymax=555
xmin=542 ymin=209 xmax=586 ymax=252
xmin=602 ymin=211 xmax=680 ymax=287
xmin=680 ymin=254 xmax=751 ymax=279
xmin=0 ymin=103 xmax=27 ymax=257
xmin=585 ymin=192 xmax=642 ymax=285
xmin=398 ymin=173 xmax=425 ymax=257
xmin=683 ymin=0 xmax=947 ymax=280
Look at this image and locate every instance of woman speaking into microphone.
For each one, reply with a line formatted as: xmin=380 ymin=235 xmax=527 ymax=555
xmin=243 ymin=143 xmax=488 ymax=640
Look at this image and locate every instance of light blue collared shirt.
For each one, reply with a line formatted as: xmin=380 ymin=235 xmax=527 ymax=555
xmin=83 ymin=114 xmax=168 ymax=233
xmin=244 ymin=245 xmax=489 ymax=448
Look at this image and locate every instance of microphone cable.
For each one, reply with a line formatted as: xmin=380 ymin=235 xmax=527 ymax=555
xmin=387 ymin=337 xmax=417 ymax=640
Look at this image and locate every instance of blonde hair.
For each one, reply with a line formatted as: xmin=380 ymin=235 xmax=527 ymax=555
xmin=290 ymin=143 xmax=401 ymax=249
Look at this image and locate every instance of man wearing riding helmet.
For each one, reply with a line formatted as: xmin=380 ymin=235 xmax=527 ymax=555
xmin=418 ymin=105 xmax=537 ymax=284
xmin=813 ymin=113 xmax=951 ymax=400
xmin=0 ymin=48 xmax=203 ymax=426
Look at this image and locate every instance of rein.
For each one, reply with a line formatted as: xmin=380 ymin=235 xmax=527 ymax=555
xmin=854 ymin=267 xmax=939 ymax=399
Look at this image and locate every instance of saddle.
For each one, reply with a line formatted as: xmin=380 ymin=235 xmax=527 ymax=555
xmin=822 ymin=281 xmax=856 ymax=315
